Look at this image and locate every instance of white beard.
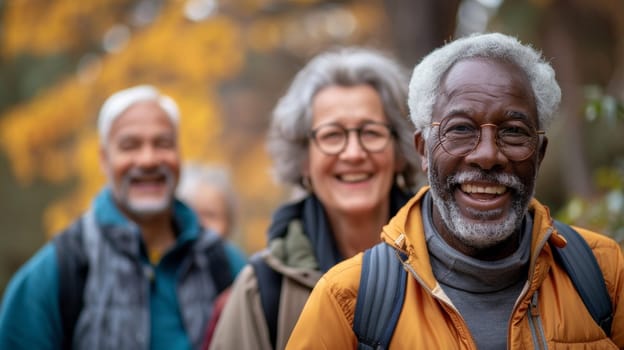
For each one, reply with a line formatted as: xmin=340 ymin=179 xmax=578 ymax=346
xmin=428 ymin=168 xmax=534 ymax=249
xmin=117 ymin=164 xmax=176 ymax=217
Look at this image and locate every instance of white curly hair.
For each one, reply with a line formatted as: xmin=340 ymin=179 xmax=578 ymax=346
xmin=408 ymin=32 xmax=561 ymax=137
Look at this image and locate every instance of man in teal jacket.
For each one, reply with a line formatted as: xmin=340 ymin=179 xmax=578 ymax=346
xmin=0 ymin=85 xmax=242 ymax=349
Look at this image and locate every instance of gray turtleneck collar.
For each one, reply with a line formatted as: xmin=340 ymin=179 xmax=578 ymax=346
xmin=421 ymin=191 xmax=532 ymax=350
xmin=422 ymin=191 xmax=531 ymax=293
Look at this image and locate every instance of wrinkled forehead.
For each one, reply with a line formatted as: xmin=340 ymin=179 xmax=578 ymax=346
xmin=435 ymin=57 xmax=537 ymax=117
xmin=441 ymin=57 xmax=532 ymax=91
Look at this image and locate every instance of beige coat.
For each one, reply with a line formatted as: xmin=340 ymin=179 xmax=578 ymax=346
xmin=209 ymin=221 xmax=323 ymax=350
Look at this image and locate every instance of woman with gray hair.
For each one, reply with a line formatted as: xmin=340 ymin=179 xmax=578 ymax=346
xmin=207 ymin=47 xmax=420 ymax=350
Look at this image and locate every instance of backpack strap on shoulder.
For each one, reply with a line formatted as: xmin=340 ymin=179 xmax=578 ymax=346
xmin=53 ymin=214 xmax=90 ymax=349
xmin=202 ymin=233 xmax=235 ymax=294
xmin=353 ymin=243 xmax=407 ymax=350
xmin=552 ymin=220 xmax=613 ymax=336
xmin=249 ymin=252 xmax=282 ymax=349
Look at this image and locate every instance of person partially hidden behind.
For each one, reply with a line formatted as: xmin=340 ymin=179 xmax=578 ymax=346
xmin=177 ymin=162 xmax=247 ymax=272
xmin=177 ymin=162 xmax=248 ymax=348
xmin=0 ymin=85 xmax=238 ymax=350
xmin=288 ymin=33 xmax=624 ymax=348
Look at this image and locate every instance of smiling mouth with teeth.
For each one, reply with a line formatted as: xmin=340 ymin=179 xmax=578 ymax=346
xmin=131 ymin=178 xmax=165 ymax=186
xmin=460 ymin=184 xmax=507 ymax=195
xmin=339 ymin=173 xmax=371 ymax=182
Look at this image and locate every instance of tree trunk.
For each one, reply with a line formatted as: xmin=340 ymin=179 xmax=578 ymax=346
xmin=541 ymin=3 xmax=595 ymax=199
xmin=382 ymin=0 xmax=460 ymax=66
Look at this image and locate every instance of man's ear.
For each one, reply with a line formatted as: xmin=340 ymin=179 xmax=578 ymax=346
xmin=414 ymin=131 xmax=428 ymax=172
xmin=98 ymin=145 xmax=109 ymax=175
xmin=537 ymin=135 xmax=548 ymax=167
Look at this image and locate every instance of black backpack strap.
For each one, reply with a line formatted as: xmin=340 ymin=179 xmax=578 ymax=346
xmin=353 ymin=243 xmax=407 ymax=350
xmin=249 ymin=253 xmax=282 ymax=349
xmin=552 ymin=220 xmax=613 ymax=336
xmin=53 ymin=216 xmax=89 ymax=350
xmin=203 ymin=237 xmax=234 ymax=294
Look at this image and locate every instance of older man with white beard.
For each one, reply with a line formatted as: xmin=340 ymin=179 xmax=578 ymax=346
xmin=0 ymin=85 xmax=237 ymax=350
xmin=287 ymin=33 xmax=624 ymax=349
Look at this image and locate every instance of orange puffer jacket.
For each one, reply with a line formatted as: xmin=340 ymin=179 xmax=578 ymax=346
xmin=287 ymin=187 xmax=624 ymax=349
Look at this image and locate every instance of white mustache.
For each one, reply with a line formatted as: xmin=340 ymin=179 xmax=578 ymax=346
xmin=120 ymin=165 xmax=175 ymax=193
xmin=449 ymin=171 xmax=524 ymax=192
xmin=126 ymin=165 xmax=171 ymax=180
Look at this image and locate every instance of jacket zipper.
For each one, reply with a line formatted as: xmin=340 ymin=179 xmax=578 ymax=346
xmin=528 ymin=292 xmax=548 ymax=350
xmin=508 ymin=226 xmax=553 ymax=349
xmin=401 ymin=255 xmax=477 ymax=349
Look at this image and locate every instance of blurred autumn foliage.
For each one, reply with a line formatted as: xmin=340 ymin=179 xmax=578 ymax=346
xmin=0 ymin=0 xmax=416 ymax=287
xmin=1 ymin=1 xmax=248 ymax=237
xmin=1 ymin=0 xmax=623 ymax=294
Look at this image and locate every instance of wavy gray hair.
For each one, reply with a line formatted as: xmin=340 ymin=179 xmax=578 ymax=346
xmin=267 ymin=47 xmax=420 ymax=190
xmin=408 ymin=32 xmax=561 ymax=138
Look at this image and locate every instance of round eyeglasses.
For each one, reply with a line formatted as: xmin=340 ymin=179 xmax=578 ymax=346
xmin=309 ymin=121 xmax=395 ymax=155
xmin=430 ymin=116 xmax=545 ymax=161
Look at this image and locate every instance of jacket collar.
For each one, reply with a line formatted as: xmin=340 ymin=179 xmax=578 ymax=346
xmin=381 ymin=186 xmax=562 ymax=290
xmin=93 ymin=187 xmax=201 ymax=245
xmin=267 ymin=185 xmax=412 ymax=272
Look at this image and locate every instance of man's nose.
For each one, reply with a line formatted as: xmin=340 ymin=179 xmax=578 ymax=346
xmin=464 ymin=124 xmax=508 ymax=170
xmin=136 ymin=146 xmax=159 ymax=167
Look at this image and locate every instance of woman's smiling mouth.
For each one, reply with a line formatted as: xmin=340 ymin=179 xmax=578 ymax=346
xmin=338 ymin=173 xmax=372 ymax=183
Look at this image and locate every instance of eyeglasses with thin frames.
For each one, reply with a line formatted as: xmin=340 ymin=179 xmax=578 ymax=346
xmin=430 ymin=116 xmax=545 ymax=161
xmin=309 ymin=121 xmax=395 ymax=155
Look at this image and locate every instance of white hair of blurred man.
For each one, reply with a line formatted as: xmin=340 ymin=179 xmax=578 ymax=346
xmin=98 ymin=85 xmax=179 ymax=145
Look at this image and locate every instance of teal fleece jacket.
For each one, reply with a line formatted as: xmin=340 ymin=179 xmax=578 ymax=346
xmin=0 ymin=188 xmax=244 ymax=350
